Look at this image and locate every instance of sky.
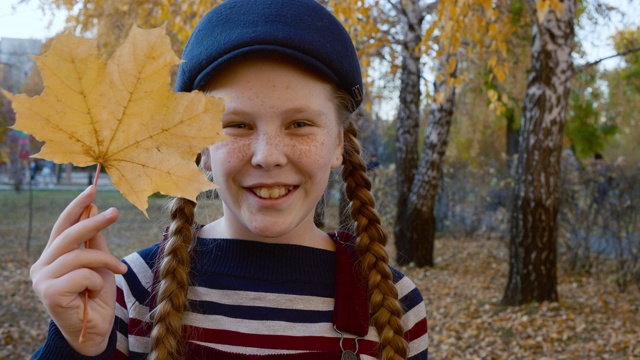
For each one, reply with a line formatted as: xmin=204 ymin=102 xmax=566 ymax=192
xmin=0 ymin=0 xmax=66 ymax=40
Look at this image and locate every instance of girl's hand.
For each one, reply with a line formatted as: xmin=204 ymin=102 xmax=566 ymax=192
xmin=30 ymin=186 xmax=128 ymax=356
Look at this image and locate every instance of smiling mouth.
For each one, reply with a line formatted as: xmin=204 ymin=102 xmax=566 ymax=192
xmin=251 ymin=186 xmax=295 ymax=199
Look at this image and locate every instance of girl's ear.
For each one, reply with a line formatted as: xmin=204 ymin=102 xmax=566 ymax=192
xmin=331 ymin=130 xmax=344 ymax=169
xmin=200 ymin=149 xmax=212 ymax=171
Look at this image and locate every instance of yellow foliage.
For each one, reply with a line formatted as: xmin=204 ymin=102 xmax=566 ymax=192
xmin=493 ymin=63 xmax=507 ymax=83
xmin=447 ymin=57 xmax=458 ymax=75
xmin=3 ymin=27 xmax=225 ymax=216
xmin=487 ymin=89 xmax=499 ymax=102
xmin=489 ymin=55 xmax=498 ymax=69
xmin=423 ymin=0 xmax=516 ymax=107
xmin=536 ymin=0 xmax=565 ymax=23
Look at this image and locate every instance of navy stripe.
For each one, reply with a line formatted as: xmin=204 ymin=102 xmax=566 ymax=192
xmin=114 ymin=316 xmax=128 ymax=337
xmin=189 ymin=299 xmax=333 ymax=323
xmin=135 ymin=243 xmax=160 ymax=270
xmin=409 ymin=348 xmax=429 ymax=360
xmin=121 ymin=258 xmax=152 ymax=306
xmin=390 ymin=266 xmax=406 ymax=284
xmin=191 ymin=272 xmax=336 ymax=298
xmin=400 ymin=287 xmax=425 ymax=313
xmin=192 ymin=238 xmax=336 ymax=284
xmin=129 ymin=351 xmax=147 ymax=360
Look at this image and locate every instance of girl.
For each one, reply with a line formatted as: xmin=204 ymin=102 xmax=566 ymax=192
xmin=29 ymin=0 xmax=428 ymax=359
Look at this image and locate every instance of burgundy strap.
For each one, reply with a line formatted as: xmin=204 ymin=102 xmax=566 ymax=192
xmin=331 ymin=231 xmax=370 ymax=337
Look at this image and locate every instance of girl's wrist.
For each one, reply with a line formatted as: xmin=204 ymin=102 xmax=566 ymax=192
xmin=46 ymin=321 xmax=116 ymax=359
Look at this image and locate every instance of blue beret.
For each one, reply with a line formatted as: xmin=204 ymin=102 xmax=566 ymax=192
xmin=176 ymin=0 xmax=363 ymax=111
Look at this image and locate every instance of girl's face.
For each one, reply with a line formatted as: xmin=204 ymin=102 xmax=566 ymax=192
xmin=202 ymin=56 xmax=344 ymax=245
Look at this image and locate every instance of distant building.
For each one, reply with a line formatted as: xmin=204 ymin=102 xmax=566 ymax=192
xmin=0 ymin=37 xmax=42 ymax=92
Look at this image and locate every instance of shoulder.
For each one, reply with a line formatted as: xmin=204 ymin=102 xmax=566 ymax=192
xmin=390 ymin=267 xmax=424 ymax=307
xmin=117 ymin=242 xmax=161 ymax=301
xmin=389 ymin=266 xmax=426 ymax=318
xmin=122 ymin=242 xmax=161 ymax=276
xmin=390 ymin=266 xmax=429 ymax=358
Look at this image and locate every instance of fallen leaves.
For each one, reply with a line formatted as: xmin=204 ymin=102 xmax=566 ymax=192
xmin=3 ymin=26 xmax=225 ymax=216
xmin=402 ymin=238 xmax=640 ymax=359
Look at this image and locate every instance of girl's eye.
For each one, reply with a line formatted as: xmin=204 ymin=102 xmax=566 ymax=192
xmin=290 ymin=121 xmax=310 ymax=129
xmin=224 ymin=122 xmax=250 ymax=130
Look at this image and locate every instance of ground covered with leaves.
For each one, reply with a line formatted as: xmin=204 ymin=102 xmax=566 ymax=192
xmin=403 ymin=238 xmax=640 ymax=359
xmin=1 ymin=189 xmax=638 ymax=359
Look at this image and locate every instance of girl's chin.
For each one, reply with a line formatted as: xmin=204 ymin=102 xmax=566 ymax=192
xmin=242 ymin=219 xmax=314 ymax=242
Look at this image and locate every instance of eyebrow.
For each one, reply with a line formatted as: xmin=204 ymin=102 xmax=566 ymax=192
xmin=223 ymin=106 xmax=329 ymax=119
xmin=281 ymin=107 xmax=328 ymax=118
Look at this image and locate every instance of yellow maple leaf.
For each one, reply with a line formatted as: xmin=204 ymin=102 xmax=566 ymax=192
xmin=2 ymin=26 xmax=225 ymax=216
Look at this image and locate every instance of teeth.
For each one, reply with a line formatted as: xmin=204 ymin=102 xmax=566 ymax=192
xmin=252 ymin=186 xmax=293 ymax=199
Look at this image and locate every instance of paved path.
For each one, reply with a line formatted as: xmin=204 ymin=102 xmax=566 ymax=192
xmin=0 ymin=171 xmax=116 ymax=191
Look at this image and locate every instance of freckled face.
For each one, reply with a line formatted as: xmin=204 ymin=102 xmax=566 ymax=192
xmin=202 ymin=57 xmax=344 ymax=244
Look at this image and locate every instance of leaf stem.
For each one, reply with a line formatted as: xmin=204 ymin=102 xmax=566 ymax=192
xmin=79 ymin=163 xmax=102 ymax=344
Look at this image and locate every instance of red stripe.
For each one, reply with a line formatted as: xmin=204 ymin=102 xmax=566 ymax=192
xmin=110 ymin=349 xmax=128 ymax=360
xmin=128 ymin=317 xmax=152 ymax=337
xmin=405 ymin=317 xmax=428 ymax=342
xmin=184 ymin=325 xmax=378 ymax=355
xmin=116 ymin=287 xmax=125 ymax=308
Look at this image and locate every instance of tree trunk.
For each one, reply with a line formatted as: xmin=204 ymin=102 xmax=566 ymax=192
xmin=405 ymin=55 xmax=457 ymax=267
xmin=393 ymin=0 xmax=424 ymax=265
xmin=502 ymin=0 xmax=575 ymax=306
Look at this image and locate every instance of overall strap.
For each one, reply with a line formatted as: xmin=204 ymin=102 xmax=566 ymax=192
xmin=331 ymin=231 xmax=371 ymax=337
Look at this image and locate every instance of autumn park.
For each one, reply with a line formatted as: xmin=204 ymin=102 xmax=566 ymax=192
xmin=1 ymin=0 xmax=639 ymax=359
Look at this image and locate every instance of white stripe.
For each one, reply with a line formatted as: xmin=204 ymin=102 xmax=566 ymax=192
xmin=115 ymin=331 xmax=129 ymax=356
xmin=128 ymin=334 xmax=151 ymax=353
xmin=184 ymin=312 xmax=336 ymax=336
xmin=402 ymin=302 xmax=426 ymax=334
xmin=122 ymin=252 xmax=154 ymax=288
xmin=116 ymin=274 xmax=150 ymax=322
xmin=408 ymin=332 xmax=428 ymax=357
xmin=395 ymin=275 xmax=415 ymax=299
xmin=188 ymin=286 xmax=334 ymax=310
xmin=190 ymin=341 xmax=309 ymax=355
xmin=115 ymin=301 xmax=128 ymax=321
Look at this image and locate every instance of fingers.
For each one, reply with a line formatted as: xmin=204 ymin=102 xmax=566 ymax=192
xmin=38 ymin=207 xmax=119 ymax=268
xmin=40 ymin=268 xmax=107 ymax=304
xmin=47 ymin=186 xmax=98 ymax=250
xmin=43 ymin=248 xmax=127 ymax=281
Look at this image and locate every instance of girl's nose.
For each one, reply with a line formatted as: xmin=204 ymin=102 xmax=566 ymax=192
xmin=251 ymin=132 xmax=287 ymax=169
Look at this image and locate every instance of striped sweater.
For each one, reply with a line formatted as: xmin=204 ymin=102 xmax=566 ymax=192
xmin=33 ymin=232 xmax=428 ymax=359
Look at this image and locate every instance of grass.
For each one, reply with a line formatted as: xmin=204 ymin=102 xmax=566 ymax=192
xmin=1 ymin=189 xmax=169 ymax=259
xmin=0 ymin=188 xmax=229 ymax=259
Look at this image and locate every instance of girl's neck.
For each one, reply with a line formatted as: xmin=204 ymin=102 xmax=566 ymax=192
xmin=197 ymin=219 xmax=336 ymax=251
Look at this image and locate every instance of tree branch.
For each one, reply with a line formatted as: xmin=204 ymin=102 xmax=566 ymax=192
xmin=575 ymin=46 xmax=640 ymax=74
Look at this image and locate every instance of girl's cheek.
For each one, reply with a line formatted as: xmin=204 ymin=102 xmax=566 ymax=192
xmin=211 ymin=139 xmax=251 ymax=162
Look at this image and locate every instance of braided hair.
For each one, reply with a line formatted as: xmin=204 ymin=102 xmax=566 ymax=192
xmin=338 ymin=100 xmax=408 ymax=359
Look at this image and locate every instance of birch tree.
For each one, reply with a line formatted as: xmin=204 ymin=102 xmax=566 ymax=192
xmin=502 ymin=0 xmax=575 ymax=305
xmin=393 ymin=0 xmax=426 ymax=265
xmin=396 ymin=0 xmax=514 ymax=266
